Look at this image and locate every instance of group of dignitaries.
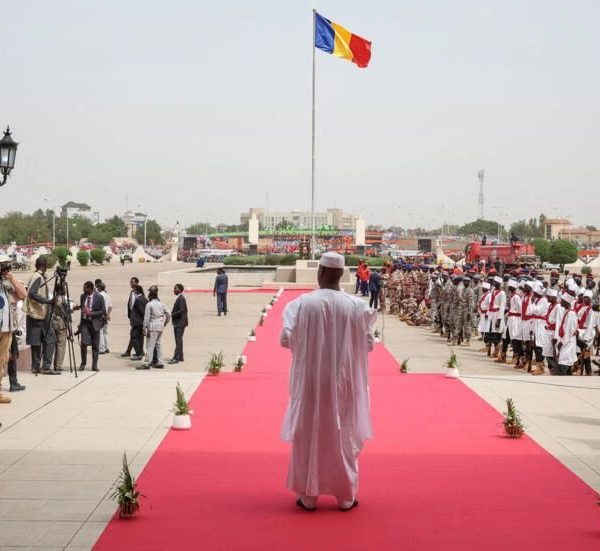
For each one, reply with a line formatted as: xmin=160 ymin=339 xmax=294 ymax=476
xmin=0 ymin=255 xmax=189 ymax=407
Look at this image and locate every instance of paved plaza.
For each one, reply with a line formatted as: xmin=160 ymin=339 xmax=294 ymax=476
xmin=1 ymin=262 xmax=599 ymax=549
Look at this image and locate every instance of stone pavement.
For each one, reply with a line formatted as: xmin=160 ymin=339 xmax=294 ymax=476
xmin=1 ymin=268 xmax=599 ymax=549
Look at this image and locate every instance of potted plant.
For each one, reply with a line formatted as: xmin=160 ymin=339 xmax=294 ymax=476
xmin=400 ymin=358 xmax=409 ymax=373
xmin=247 ymin=329 xmax=256 ymax=342
xmin=172 ymin=382 xmax=193 ymax=430
xmin=207 ymin=351 xmax=224 ymax=376
xmin=445 ymin=352 xmax=459 ymax=379
xmin=269 ymin=298 xmax=275 ymax=306
xmin=259 ymin=314 xmax=265 ymax=326
xmin=111 ymin=452 xmax=143 ymax=519
xmin=261 ymin=306 xmax=268 ymax=318
xmin=373 ymin=329 xmax=381 ymax=343
xmin=234 ymin=355 xmax=246 ymax=372
xmin=502 ymin=398 xmax=525 ymax=438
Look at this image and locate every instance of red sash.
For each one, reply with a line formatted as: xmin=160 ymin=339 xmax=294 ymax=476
xmin=478 ymin=291 xmax=490 ymax=314
xmin=558 ymin=309 xmax=576 ymax=338
xmin=521 ymin=294 xmax=533 ymax=321
xmin=545 ymin=303 xmax=558 ymax=331
xmin=578 ymin=305 xmax=592 ymax=329
xmin=488 ymin=290 xmax=501 ymax=312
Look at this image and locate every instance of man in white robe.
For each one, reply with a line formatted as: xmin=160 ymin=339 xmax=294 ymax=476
xmin=554 ymin=294 xmax=578 ymax=376
xmin=280 ymin=252 xmax=376 ymax=512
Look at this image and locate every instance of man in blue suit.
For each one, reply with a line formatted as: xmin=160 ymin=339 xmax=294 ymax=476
xmin=368 ymin=269 xmax=381 ymax=310
xmin=213 ymin=268 xmax=228 ymax=316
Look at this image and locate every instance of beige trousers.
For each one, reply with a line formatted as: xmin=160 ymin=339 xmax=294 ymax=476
xmin=0 ymin=331 xmax=12 ymax=378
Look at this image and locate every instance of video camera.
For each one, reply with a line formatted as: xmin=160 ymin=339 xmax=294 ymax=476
xmin=55 ymin=265 xmax=68 ymax=282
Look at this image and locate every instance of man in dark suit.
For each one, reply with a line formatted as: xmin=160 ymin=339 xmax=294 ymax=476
xmin=213 ymin=268 xmax=228 ymax=316
xmin=129 ymin=285 xmax=147 ymax=360
xmin=368 ymin=269 xmax=381 ymax=310
xmin=121 ymin=276 xmax=139 ymax=358
xmin=169 ymin=283 xmax=188 ymax=364
xmin=75 ymin=281 xmax=106 ymax=372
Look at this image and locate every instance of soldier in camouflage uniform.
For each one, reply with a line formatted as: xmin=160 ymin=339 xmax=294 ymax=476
xmin=456 ymin=276 xmax=475 ymax=346
xmin=446 ymin=276 xmax=462 ymax=345
xmin=429 ymin=274 xmax=441 ymax=331
xmin=471 ymin=275 xmax=482 ymax=332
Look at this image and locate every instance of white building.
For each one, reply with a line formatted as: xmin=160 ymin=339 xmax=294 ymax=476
xmin=60 ymin=201 xmax=99 ymax=223
xmin=240 ymin=207 xmax=358 ymax=231
xmin=122 ymin=210 xmax=147 ymax=239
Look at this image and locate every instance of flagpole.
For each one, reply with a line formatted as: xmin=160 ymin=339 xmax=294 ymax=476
xmin=310 ymin=8 xmax=316 ymax=260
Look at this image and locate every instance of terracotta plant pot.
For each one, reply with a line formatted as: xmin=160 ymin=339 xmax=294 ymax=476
xmin=504 ymin=424 xmax=524 ymax=439
xmin=118 ymin=501 xmax=139 ymax=519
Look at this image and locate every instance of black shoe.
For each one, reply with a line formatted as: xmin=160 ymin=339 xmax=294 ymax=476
xmin=296 ymin=498 xmax=316 ymax=512
xmin=9 ymin=383 xmax=26 ymax=392
xmin=92 ymin=367 xmax=99 ymax=372
xmin=120 ymin=352 xmax=130 ymax=358
xmin=218 ymin=313 xmax=221 ymax=316
xmin=41 ymin=369 xmax=61 ymax=375
xmin=130 ymin=355 xmax=143 ymax=361
xmin=79 ymin=365 xmax=86 ymax=371
xmin=152 ymin=364 xmax=164 ymax=369
xmin=224 ymin=311 xmax=227 ymax=316
xmin=54 ymin=368 xmax=63 ymax=372
xmin=168 ymin=359 xmax=179 ymax=365
xmin=339 ymin=500 xmax=359 ymax=512
xmin=136 ymin=365 xmax=150 ymax=370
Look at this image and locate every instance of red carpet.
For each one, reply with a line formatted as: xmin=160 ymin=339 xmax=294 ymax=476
xmin=95 ymin=291 xmax=600 ymax=550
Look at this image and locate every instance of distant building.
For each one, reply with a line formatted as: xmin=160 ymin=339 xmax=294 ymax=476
xmin=240 ymin=207 xmax=359 ymax=231
xmin=61 ymin=201 xmax=99 ymax=223
xmin=543 ymin=218 xmax=600 ymax=245
xmin=542 ymin=218 xmax=571 ymax=240
xmin=122 ymin=210 xmax=147 ymax=239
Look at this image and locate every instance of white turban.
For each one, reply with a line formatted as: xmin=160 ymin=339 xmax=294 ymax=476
xmin=319 ymin=252 xmax=345 ymax=269
xmin=546 ymin=288 xmax=558 ymax=298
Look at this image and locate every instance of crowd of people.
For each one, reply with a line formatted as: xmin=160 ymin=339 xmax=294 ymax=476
xmin=384 ymin=262 xmax=599 ymax=376
xmin=0 ymin=255 xmax=191 ymax=410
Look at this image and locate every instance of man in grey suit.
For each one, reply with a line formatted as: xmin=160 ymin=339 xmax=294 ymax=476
xmin=75 ymin=281 xmax=106 ymax=372
xmin=213 ymin=268 xmax=228 ymax=316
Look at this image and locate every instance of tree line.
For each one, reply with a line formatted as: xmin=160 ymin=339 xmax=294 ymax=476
xmin=0 ymin=209 xmax=164 ymax=246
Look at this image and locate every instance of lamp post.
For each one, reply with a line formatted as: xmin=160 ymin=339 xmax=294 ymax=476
xmin=0 ymin=127 xmax=19 ymax=187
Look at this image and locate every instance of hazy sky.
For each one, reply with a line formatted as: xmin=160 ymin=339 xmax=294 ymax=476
xmin=3 ymin=1 xmax=599 ymax=230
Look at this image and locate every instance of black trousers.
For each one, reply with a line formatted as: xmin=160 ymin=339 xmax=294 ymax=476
xmin=80 ymin=320 xmax=100 ymax=369
xmin=369 ymin=290 xmax=379 ymax=310
xmin=217 ymin=292 xmax=227 ymax=314
xmin=130 ymin=325 xmax=144 ymax=356
xmin=31 ymin=343 xmax=55 ymax=372
xmin=173 ymin=325 xmax=185 ymax=361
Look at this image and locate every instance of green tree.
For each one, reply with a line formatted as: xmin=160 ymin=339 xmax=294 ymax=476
xmin=457 ymin=219 xmax=503 ymax=237
xmin=135 ymin=219 xmax=163 ymax=245
xmin=549 ymin=239 xmax=578 ymax=266
xmin=532 ymin=238 xmax=551 ymax=262
xmin=275 ymin=220 xmax=295 ymax=231
xmin=186 ymin=222 xmax=217 ymax=235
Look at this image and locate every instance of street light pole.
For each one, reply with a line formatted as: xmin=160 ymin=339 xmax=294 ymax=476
xmin=0 ymin=127 xmax=19 ymax=187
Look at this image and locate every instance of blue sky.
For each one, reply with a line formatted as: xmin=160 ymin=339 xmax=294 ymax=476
xmin=2 ymin=1 xmax=599 ymax=229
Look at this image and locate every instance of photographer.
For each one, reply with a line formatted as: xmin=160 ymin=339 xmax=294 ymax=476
xmin=24 ymin=257 xmax=59 ymax=375
xmin=51 ymin=283 xmax=73 ymax=372
xmin=0 ymin=255 xmax=27 ymax=402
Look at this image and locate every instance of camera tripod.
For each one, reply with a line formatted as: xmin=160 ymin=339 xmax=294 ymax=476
xmin=42 ymin=269 xmax=78 ymax=378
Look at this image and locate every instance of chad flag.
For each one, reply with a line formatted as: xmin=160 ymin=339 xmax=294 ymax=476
xmin=314 ymin=12 xmax=372 ymax=68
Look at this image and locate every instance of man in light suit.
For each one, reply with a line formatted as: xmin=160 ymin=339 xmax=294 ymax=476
xmin=75 ymin=281 xmax=106 ymax=372
xmin=213 ymin=268 xmax=228 ymax=316
xmin=169 ymin=283 xmax=188 ymax=364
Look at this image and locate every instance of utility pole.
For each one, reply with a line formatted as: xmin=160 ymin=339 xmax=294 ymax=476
xmin=478 ymin=170 xmax=485 ymax=220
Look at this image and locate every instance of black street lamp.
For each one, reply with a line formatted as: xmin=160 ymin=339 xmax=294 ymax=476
xmin=0 ymin=126 xmax=19 ymax=187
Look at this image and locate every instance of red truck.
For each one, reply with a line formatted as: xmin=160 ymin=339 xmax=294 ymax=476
xmin=465 ymin=241 xmax=539 ymax=267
